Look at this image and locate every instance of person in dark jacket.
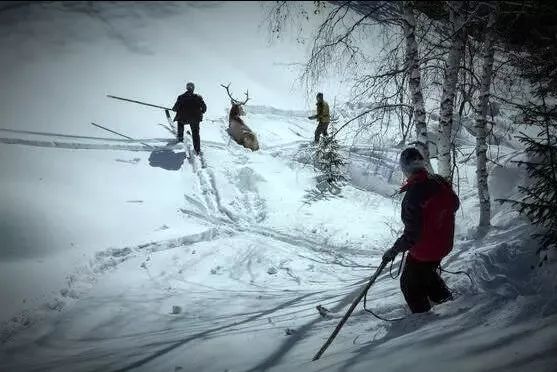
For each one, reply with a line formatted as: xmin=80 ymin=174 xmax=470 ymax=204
xmin=172 ymin=82 xmax=207 ymax=155
xmin=308 ymin=92 xmax=330 ymax=144
xmin=383 ymin=148 xmax=460 ymax=313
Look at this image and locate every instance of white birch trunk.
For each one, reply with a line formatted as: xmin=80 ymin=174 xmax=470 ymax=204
xmin=437 ymin=1 xmax=467 ymax=180
xmin=475 ymin=8 xmax=496 ymax=227
xmin=402 ymin=1 xmax=432 ymax=172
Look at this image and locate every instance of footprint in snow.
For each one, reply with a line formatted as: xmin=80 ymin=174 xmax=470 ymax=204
xmin=210 ymin=266 xmax=224 ymax=275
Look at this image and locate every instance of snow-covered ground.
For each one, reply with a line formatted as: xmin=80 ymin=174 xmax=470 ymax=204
xmin=1 ymin=2 xmax=556 ymax=372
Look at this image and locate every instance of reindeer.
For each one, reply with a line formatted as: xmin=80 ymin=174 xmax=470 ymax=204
xmin=221 ymin=83 xmax=259 ymax=151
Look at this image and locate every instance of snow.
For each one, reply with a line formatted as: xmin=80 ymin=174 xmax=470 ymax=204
xmin=1 ymin=2 xmax=557 ymax=372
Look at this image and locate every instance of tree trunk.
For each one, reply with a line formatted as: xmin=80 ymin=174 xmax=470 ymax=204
xmin=402 ymin=1 xmax=432 ymax=171
xmin=475 ymin=7 xmax=496 ymax=228
xmin=437 ymin=1 xmax=467 ymax=180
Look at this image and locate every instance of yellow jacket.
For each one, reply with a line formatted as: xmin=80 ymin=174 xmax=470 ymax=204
xmin=309 ymin=101 xmax=330 ymax=124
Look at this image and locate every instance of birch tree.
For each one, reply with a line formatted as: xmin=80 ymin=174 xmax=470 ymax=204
xmin=437 ymin=1 xmax=468 ymax=180
xmin=268 ymin=2 xmax=434 ymax=151
xmin=402 ymin=1 xmax=432 ymax=171
xmin=474 ymin=4 xmax=497 ymax=228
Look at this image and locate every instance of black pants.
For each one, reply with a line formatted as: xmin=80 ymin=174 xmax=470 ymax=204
xmin=400 ymin=255 xmax=452 ymax=313
xmin=314 ymin=122 xmax=329 ymax=143
xmin=178 ymin=121 xmax=201 ymax=154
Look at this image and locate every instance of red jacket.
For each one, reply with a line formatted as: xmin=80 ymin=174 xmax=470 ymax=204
xmin=393 ymin=170 xmax=460 ymax=262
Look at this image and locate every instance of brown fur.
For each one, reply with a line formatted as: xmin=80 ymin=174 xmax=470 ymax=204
xmin=228 ymin=104 xmax=259 ymax=151
xmin=229 ymin=103 xmax=243 ymax=121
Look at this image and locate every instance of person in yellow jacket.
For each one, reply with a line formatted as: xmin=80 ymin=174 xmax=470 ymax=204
xmin=308 ymin=92 xmax=330 ymax=144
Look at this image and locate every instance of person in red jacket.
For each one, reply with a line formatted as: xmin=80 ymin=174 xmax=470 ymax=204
xmin=383 ymin=147 xmax=460 ymax=313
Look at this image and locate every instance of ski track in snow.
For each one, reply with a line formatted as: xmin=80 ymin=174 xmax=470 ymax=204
xmin=0 ymin=110 xmax=389 ymax=351
xmin=0 ymin=227 xmax=233 ymax=345
xmin=181 ymin=132 xmax=240 ymax=224
xmin=0 ymin=115 xmax=329 ymax=344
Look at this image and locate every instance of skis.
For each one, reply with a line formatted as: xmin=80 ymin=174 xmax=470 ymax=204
xmin=165 ymin=109 xmax=203 ymax=163
xmin=160 ymin=111 xmax=191 ymax=153
xmin=164 ymin=110 xmax=176 ymax=134
xmin=103 ymin=94 xmax=205 ymax=164
xmin=198 ymin=151 xmax=207 ymax=169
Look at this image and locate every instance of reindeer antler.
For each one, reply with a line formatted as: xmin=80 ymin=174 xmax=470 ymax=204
xmin=220 ymin=83 xmax=235 ymax=103
xmin=240 ymin=89 xmax=249 ymax=105
xmin=221 ymin=83 xmax=250 ymax=105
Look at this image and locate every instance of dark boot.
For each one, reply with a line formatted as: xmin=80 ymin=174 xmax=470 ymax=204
xmin=177 ymin=122 xmax=185 ymax=142
xmin=190 ymin=121 xmax=201 ymax=154
xmin=428 ymin=269 xmax=453 ymax=304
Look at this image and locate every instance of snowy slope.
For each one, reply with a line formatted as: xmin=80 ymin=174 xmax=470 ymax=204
xmin=0 ymin=0 xmax=325 ymax=325
xmin=1 ymin=2 xmax=557 ymax=372
xmin=2 ymin=103 xmax=556 ymax=372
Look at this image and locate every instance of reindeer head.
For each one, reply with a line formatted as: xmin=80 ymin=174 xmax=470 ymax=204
xmin=221 ymin=83 xmax=250 ymax=119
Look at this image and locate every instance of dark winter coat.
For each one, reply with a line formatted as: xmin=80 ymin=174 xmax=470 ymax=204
xmin=392 ymin=169 xmax=460 ymax=262
xmin=172 ymin=91 xmax=207 ymax=123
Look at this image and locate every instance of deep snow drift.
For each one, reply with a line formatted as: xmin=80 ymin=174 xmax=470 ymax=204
xmin=1 ymin=2 xmax=556 ymax=372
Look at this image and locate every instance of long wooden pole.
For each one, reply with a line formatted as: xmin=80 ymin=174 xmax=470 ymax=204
xmin=107 ymin=95 xmax=172 ymax=111
xmin=312 ymin=259 xmax=388 ymax=361
xmin=90 ymin=122 xmax=155 ymax=149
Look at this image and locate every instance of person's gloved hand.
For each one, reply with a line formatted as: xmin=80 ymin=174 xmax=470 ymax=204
xmin=382 ymin=247 xmax=398 ymax=262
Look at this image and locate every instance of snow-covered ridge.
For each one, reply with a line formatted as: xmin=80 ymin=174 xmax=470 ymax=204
xmin=246 ymin=105 xmax=311 ymax=118
xmin=0 ymin=227 xmax=229 ymax=344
